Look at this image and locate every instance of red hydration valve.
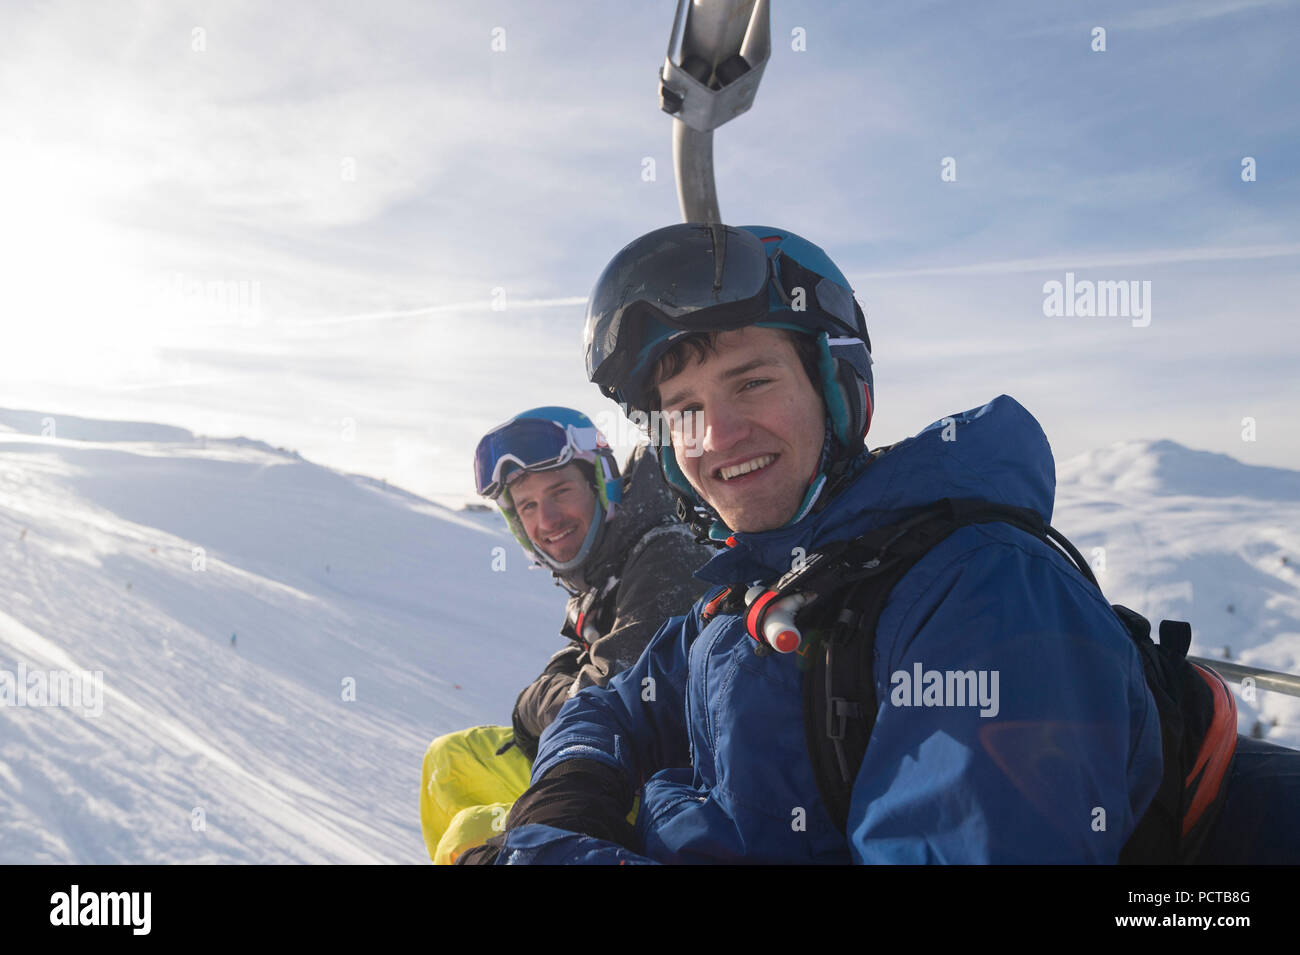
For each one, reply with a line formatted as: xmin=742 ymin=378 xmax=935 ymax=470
xmin=743 ymin=586 xmax=815 ymax=653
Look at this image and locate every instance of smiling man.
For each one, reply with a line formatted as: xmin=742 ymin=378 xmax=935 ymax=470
xmin=418 ymin=406 xmax=712 ymax=864
xmin=654 ymin=325 xmax=825 ymax=534
xmin=454 ymin=223 xmax=1264 ymax=866
xmin=512 ymin=465 xmax=595 ymax=564
xmin=501 ymin=458 xmax=604 ymax=574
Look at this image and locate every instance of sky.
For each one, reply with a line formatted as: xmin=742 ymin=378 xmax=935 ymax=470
xmin=1 ymin=0 xmax=1297 ymax=505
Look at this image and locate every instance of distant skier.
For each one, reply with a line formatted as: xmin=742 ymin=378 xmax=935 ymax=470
xmin=459 ymin=223 xmax=1298 ymax=865
xmin=419 ymin=407 xmax=712 ymax=864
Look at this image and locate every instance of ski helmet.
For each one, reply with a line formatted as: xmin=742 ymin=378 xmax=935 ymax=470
xmin=473 ymin=406 xmax=621 ymax=574
xmin=583 ymin=223 xmax=874 ymax=533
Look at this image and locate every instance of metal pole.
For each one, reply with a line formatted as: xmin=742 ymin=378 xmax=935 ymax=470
xmin=1190 ymin=657 xmax=1300 ymax=699
xmin=673 ymin=123 xmax=719 ymax=223
xmin=659 ymin=0 xmax=771 ymax=224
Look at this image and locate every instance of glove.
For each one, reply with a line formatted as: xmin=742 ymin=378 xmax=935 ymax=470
xmin=455 ymin=760 xmax=637 ymax=865
xmin=502 ymin=759 xmax=637 ymax=849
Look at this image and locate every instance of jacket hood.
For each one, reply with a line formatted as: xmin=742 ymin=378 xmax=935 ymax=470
xmin=696 ymin=394 xmax=1056 ymax=586
xmin=558 ymin=442 xmax=683 ymax=592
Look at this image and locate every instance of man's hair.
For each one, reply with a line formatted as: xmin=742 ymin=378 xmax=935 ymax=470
xmin=646 ymin=328 xmax=823 ymax=411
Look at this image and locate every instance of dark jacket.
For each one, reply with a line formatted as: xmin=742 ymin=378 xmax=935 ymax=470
xmin=510 ymin=443 xmax=713 ymax=759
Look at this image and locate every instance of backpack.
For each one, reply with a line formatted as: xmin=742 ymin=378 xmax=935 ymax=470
xmin=723 ymin=496 xmax=1238 ymax=864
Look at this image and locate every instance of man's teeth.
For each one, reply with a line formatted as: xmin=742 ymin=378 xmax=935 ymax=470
xmin=719 ymin=455 xmax=775 ymax=481
xmin=546 ymin=528 xmax=575 ymax=543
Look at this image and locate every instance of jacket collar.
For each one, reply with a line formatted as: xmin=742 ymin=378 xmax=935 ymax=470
xmin=557 ymin=443 xmax=676 ymax=594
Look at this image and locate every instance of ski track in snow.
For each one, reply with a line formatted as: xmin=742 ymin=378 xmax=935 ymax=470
xmin=0 ymin=416 xmax=1297 ymax=863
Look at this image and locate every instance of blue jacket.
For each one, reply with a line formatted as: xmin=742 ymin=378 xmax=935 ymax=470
xmin=499 ymin=395 xmax=1163 ymax=864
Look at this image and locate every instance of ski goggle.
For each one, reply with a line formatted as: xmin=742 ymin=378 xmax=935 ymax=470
xmin=584 ymin=223 xmax=866 ymax=402
xmin=473 ymin=417 xmax=599 ymax=500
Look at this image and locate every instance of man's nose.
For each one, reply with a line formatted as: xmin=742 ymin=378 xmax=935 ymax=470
xmin=538 ymin=496 xmax=561 ymax=526
xmin=701 ymin=400 xmax=749 ymax=455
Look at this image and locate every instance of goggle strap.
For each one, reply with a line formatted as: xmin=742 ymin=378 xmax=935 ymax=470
xmin=769 ymin=254 xmax=794 ymax=307
xmin=711 ymin=222 xmax=727 ymax=290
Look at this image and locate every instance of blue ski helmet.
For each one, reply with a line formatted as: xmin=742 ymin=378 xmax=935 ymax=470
xmin=473 ymin=406 xmax=621 ymax=574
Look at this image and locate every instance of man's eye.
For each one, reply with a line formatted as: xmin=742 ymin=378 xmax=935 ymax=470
xmin=742 ymin=378 xmax=770 ymax=391
xmin=519 ymin=502 xmax=535 ymax=513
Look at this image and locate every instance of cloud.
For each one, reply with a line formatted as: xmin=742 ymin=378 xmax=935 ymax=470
xmin=2 ymin=0 xmax=1297 ymax=502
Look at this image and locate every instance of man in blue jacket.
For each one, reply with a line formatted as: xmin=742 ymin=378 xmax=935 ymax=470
xmin=460 ymin=222 xmax=1165 ymax=864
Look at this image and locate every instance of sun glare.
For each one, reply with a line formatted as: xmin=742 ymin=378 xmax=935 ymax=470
xmin=0 ymin=149 xmax=169 ymax=389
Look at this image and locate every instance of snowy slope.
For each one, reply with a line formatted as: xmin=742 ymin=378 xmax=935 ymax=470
xmin=1 ymin=410 xmax=1298 ymax=864
xmin=1054 ymin=440 xmax=1300 ymax=744
xmin=0 ymin=410 xmax=563 ymax=863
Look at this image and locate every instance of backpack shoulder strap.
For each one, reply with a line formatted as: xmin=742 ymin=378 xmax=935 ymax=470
xmin=1111 ymin=606 xmax=1238 ymax=863
xmin=801 ymin=497 xmax=1070 ymax=832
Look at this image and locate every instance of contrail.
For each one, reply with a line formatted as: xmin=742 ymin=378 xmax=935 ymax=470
xmin=106 ymin=376 xmax=238 ymax=393
xmin=854 ymin=242 xmax=1300 ymax=281
xmin=289 ymin=296 xmax=589 ymax=327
